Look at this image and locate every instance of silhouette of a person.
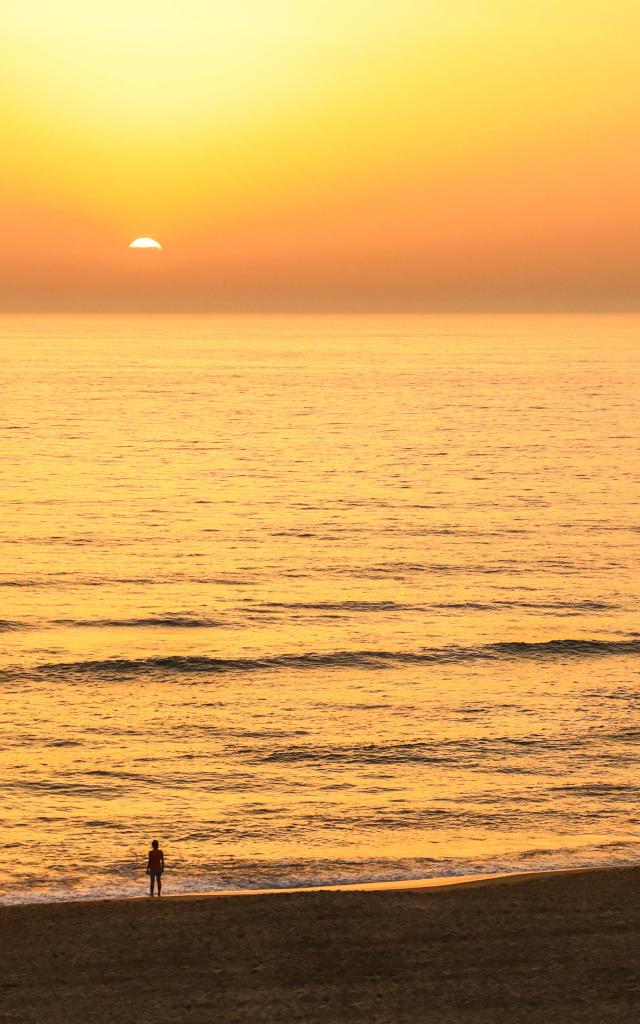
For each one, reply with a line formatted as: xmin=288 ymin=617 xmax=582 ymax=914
xmin=146 ymin=839 xmax=165 ymax=896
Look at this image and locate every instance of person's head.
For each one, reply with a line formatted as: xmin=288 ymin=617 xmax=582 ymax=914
xmin=151 ymin=839 xmax=159 ymax=850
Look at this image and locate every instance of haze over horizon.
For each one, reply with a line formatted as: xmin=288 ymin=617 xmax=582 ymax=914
xmin=2 ymin=1 xmax=639 ymax=312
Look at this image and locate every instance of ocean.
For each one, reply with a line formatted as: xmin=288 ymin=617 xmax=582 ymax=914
xmin=1 ymin=313 xmax=639 ymax=903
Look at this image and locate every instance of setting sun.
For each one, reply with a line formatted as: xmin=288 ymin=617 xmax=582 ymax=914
xmin=129 ymin=237 xmax=162 ymax=250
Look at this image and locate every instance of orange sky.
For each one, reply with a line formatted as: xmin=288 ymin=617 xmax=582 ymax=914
xmin=2 ymin=1 xmax=639 ymax=311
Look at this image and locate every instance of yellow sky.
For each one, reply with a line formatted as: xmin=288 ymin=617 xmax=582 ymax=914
xmin=1 ymin=1 xmax=639 ymax=310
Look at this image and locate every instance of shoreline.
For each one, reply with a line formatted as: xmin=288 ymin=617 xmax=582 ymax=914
xmin=0 ymin=862 xmax=616 ymax=909
xmin=140 ymin=863 xmax=601 ymax=899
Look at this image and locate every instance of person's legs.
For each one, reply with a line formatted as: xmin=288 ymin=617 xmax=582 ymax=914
xmin=157 ymin=872 xmax=162 ymax=896
xmin=149 ymin=873 xmax=155 ymax=896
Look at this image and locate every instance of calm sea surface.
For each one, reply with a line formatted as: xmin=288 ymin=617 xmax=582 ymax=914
xmin=1 ymin=313 xmax=639 ymax=903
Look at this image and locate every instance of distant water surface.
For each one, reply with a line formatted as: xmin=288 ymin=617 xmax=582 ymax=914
xmin=1 ymin=313 xmax=639 ymax=902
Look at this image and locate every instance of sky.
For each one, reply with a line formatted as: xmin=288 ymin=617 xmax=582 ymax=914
xmin=1 ymin=1 xmax=639 ymax=311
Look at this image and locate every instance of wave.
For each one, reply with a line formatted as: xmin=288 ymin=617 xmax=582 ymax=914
xmin=6 ymin=637 xmax=640 ymax=682
xmin=436 ymin=600 xmax=616 ymax=612
xmin=0 ymin=574 xmax=255 ymax=589
xmin=551 ymin=783 xmax=640 ymax=796
xmin=248 ymin=600 xmax=421 ymax=613
xmin=0 ymin=580 xmax=47 ymax=588
xmin=332 ymin=560 xmax=592 ymax=578
xmin=0 ymin=615 xmax=224 ymax=631
xmin=247 ymin=598 xmax=617 ymax=614
xmin=53 ymin=615 xmax=224 ymax=629
xmin=260 ymin=737 xmax=557 ymax=766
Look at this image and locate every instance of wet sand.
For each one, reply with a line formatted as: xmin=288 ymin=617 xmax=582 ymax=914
xmin=1 ymin=866 xmax=639 ymax=1023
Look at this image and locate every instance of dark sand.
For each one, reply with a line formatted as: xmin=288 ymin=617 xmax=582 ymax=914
xmin=2 ymin=866 xmax=640 ymax=1023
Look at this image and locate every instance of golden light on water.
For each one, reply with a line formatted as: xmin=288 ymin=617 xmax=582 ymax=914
xmin=1 ymin=312 xmax=640 ymax=901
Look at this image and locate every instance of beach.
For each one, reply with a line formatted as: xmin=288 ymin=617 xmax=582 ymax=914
xmin=2 ymin=866 xmax=639 ymax=1023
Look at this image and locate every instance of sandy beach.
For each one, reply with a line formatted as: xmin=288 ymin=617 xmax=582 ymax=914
xmin=1 ymin=866 xmax=639 ymax=1023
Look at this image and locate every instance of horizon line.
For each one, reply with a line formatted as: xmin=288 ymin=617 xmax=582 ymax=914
xmin=1 ymin=309 xmax=639 ymax=317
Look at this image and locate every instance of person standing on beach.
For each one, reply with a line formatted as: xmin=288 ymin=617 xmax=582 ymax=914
xmin=146 ymin=839 xmax=165 ymax=897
